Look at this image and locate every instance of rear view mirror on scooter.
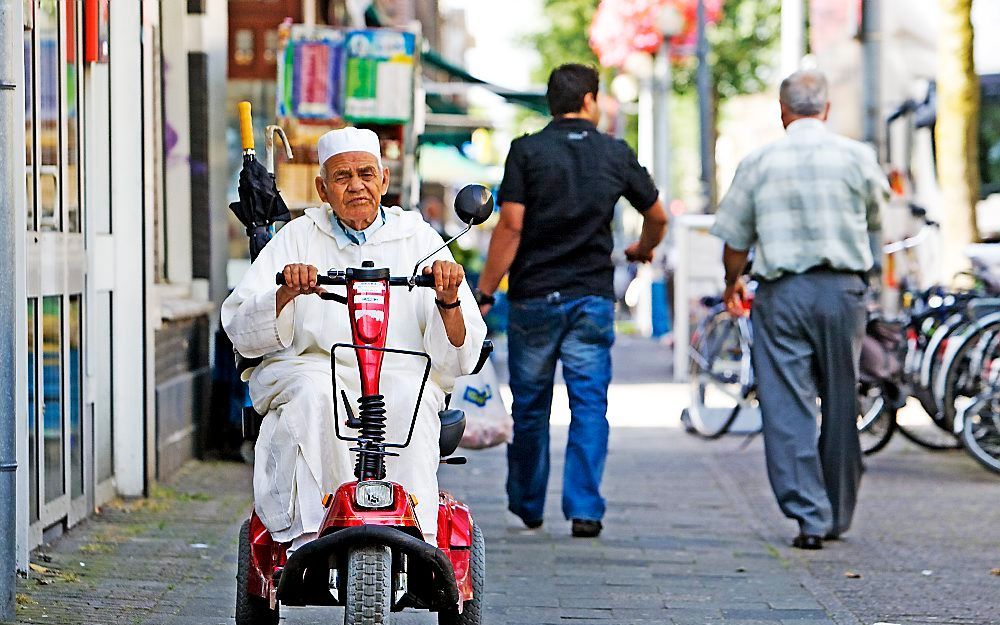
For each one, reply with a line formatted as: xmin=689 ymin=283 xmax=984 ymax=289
xmin=454 ymin=183 xmax=495 ymax=226
xmin=411 ymin=184 xmax=495 ymax=279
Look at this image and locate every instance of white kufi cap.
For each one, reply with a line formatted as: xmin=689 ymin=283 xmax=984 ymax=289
xmin=317 ymin=127 xmax=383 ymax=171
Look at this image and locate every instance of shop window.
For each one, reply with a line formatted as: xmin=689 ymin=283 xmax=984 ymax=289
xmin=94 ymin=292 xmax=114 ymax=483
xmin=36 ymin=0 xmax=60 ymax=232
xmin=42 ymin=295 xmax=64 ymax=503
xmin=69 ymin=294 xmax=83 ymax=498
xmin=65 ymin=0 xmax=82 ymax=233
xmin=234 ymin=28 xmax=255 ymax=66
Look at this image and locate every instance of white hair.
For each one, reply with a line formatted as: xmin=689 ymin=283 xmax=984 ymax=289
xmin=779 ymin=69 xmax=829 ymax=116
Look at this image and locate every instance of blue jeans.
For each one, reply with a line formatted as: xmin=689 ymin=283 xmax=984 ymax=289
xmin=506 ymin=294 xmax=615 ymax=523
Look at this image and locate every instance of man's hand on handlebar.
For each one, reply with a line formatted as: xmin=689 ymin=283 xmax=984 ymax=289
xmin=422 ymin=260 xmax=464 ymax=307
xmin=723 ymin=278 xmax=750 ymax=318
xmin=280 ymin=263 xmax=327 ymax=296
xmin=624 ymin=241 xmax=655 ymax=263
xmin=276 ymin=263 xmax=325 ymax=315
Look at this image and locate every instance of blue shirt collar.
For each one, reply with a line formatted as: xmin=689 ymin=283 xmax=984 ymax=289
xmin=331 ymin=207 xmax=386 ymax=247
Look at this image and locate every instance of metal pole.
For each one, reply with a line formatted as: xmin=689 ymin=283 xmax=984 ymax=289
xmin=637 ymin=76 xmax=654 ymax=172
xmin=0 ymin=0 xmax=20 ymax=619
xmin=653 ymin=40 xmax=672 ymax=199
xmin=861 ymin=0 xmax=881 ymax=146
xmin=696 ymin=0 xmax=714 ymax=211
xmin=780 ymin=0 xmax=805 ymax=77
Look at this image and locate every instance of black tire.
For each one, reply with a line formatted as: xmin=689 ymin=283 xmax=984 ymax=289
xmin=960 ymin=396 xmax=1000 ymax=474
xmin=344 ymin=545 xmax=393 ymax=625
xmin=687 ymin=308 xmax=754 ymax=439
xmin=439 ymin=523 xmax=485 ymax=625
xmin=912 ymin=385 xmax=940 ymax=426
xmin=236 ymin=520 xmax=279 ymax=625
xmin=921 ymin=314 xmax=969 ymax=423
xmin=938 ymin=324 xmax=1000 ymax=432
xmin=857 ymin=386 xmax=896 ymax=455
xmin=896 ymin=420 xmax=962 ymax=450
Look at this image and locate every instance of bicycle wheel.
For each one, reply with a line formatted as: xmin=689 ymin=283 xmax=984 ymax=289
xmin=857 ymin=384 xmax=896 ymax=455
xmin=937 ymin=320 xmax=1000 ymax=431
xmin=920 ymin=313 xmax=969 ymax=420
xmin=960 ymin=395 xmax=1000 ymax=474
xmin=685 ymin=307 xmax=754 ymax=439
xmin=896 ymin=413 xmax=961 ymax=450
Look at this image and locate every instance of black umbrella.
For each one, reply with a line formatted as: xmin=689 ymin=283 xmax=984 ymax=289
xmin=229 ymin=102 xmax=292 ymax=261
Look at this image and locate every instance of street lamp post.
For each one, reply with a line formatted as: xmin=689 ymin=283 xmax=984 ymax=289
xmin=653 ymin=5 xmax=683 ymax=201
xmin=695 ymin=0 xmax=714 ymax=211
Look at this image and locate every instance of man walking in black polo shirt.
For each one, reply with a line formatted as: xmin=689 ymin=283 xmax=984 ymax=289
xmin=476 ymin=64 xmax=668 ymax=537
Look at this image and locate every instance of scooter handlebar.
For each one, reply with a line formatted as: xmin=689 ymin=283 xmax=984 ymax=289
xmin=405 ymin=274 xmax=437 ymax=288
xmin=275 ymin=272 xmax=436 ymax=288
xmin=275 ymin=272 xmax=346 ymax=286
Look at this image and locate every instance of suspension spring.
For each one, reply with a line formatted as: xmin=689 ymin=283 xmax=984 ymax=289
xmin=355 ymin=394 xmax=387 ymax=480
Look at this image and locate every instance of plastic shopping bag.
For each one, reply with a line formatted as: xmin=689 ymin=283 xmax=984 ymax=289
xmin=452 ymin=360 xmax=512 ymax=449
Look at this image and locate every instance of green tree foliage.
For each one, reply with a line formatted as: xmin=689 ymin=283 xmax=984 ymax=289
xmin=529 ymin=0 xmax=780 ymax=101
xmin=670 ymin=0 xmax=781 ymax=100
xmin=527 ymin=0 xmax=601 ymax=82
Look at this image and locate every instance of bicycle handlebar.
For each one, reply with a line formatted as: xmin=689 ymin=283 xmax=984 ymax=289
xmin=275 ymin=272 xmax=436 ymax=288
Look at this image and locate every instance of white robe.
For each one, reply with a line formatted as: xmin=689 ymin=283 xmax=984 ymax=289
xmin=221 ymin=205 xmax=487 ymax=545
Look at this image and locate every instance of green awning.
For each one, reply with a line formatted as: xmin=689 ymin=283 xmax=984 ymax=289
xmin=422 ymin=49 xmax=549 ymax=115
xmin=425 ymin=93 xmax=466 ymax=115
xmin=417 ymin=131 xmax=473 ymax=148
xmin=417 ymin=143 xmax=502 ymax=186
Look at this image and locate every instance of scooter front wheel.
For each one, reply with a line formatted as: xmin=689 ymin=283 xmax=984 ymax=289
xmin=345 ymin=545 xmax=393 ymax=625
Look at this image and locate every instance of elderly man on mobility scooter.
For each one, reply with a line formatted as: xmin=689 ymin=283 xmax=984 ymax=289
xmin=222 ymin=127 xmax=489 ymax=624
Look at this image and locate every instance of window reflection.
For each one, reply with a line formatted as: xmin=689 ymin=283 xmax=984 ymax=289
xmin=27 ymin=299 xmax=38 ymax=522
xmin=42 ymin=295 xmax=63 ymax=503
xmin=95 ymin=292 xmax=113 ymax=483
xmin=37 ymin=0 xmax=60 ymax=232
xmin=70 ymin=294 xmax=83 ymax=498
xmin=66 ymin=1 xmax=81 ymax=233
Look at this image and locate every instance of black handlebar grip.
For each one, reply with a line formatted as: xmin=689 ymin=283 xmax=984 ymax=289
xmin=276 ymin=272 xmax=341 ymax=286
xmin=412 ymin=274 xmax=436 ymax=288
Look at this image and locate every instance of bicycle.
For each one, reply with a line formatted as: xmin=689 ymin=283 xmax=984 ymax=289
xmin=682 ymin=289 xmax=897 ymax=455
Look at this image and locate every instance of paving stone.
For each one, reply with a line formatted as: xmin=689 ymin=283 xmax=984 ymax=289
xmin=11 ymin=337 xmax=997 ymax=625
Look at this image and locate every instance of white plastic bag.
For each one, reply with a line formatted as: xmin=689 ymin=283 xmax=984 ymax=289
xmin=451 ymin=360 xmax=512 ymax=449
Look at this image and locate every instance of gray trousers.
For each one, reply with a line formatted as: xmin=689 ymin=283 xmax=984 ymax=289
xmin=750 ymin=271 xmax=866 ymax=537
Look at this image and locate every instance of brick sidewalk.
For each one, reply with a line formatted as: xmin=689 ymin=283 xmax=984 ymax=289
xmin=8 ymin=337 xmax=999 ymax=625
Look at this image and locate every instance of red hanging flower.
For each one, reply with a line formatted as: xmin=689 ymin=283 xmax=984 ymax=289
xmin=589 ymin=0 xmax=723 ymax=69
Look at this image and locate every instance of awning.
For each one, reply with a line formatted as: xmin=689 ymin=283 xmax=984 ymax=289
xmin=421 ymin=49 xmax=549 ymax=115
xmin=417 ymin=144 xmax=502 ymax=187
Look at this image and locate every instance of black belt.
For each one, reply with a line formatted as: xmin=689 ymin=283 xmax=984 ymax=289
xmin=757 ymin=265 xmax=868 ymax=284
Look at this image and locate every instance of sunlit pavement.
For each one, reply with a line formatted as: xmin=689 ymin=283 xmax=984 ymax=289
xmin=12 ymin=336 xmax=1000 ymax=625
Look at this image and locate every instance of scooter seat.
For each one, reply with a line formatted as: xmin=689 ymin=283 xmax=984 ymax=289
xmin=438 ymin=409 xmax=466 ymax=457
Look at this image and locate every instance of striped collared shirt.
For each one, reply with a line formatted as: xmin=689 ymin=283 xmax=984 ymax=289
xmin=710 ymin=118 xmax=888 ymax=281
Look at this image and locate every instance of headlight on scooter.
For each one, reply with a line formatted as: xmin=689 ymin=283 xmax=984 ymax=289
xmin=355 ymin=481 xmax=394 ymax=509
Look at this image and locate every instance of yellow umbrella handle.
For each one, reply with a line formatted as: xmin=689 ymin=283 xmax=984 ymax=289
xmin=238 ymin=101 xmax=254 ymax=151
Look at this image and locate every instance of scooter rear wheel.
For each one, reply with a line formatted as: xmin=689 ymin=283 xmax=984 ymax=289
xmin=345 ymin=545 xmax=393 ymax=625
xmin=439 ymin=522 xmax=485 ymax=625
xmin=235 ymin=520 xmax=279 ymax=625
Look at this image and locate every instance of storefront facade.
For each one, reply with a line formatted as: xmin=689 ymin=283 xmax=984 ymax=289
xmin=12 ymin=0 xmax=229 ymax=569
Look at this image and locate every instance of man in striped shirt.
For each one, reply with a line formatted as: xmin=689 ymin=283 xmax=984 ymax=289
xmin=711 ymin=69 xmax=888 ymax=550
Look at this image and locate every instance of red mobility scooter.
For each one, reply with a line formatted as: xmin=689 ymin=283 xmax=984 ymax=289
xmin=235 ymin=185 xmax=495 ymax=625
